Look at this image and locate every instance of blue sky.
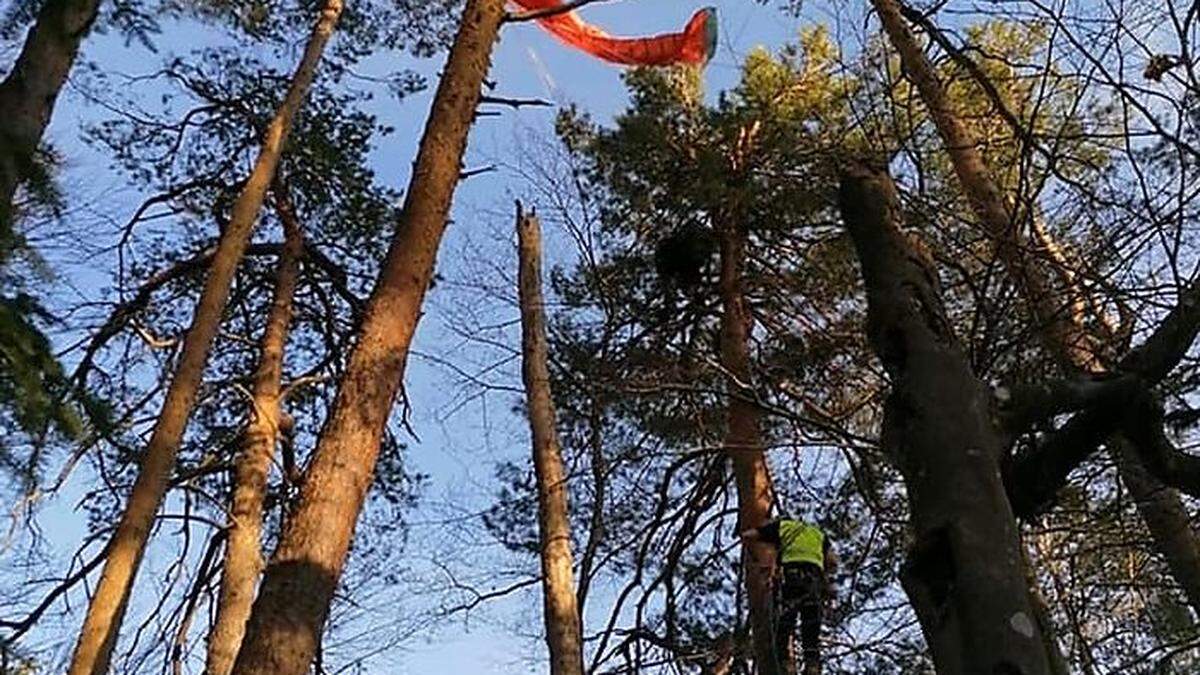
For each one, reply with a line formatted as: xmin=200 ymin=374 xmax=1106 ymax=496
xmin=11 ymin=2 xmax=1187 ymax=672
xmin=388 ymin=5 xmax=807 ymax=672
xmin=14 ymin=1 xmax=829 ymax=672
xmin=394 ymin=5 xmax=805 ymax=669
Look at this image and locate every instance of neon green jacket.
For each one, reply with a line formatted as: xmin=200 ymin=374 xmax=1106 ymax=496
xmin=779 ymin=520 xmax=825 ymax=568
xmin=758 ymin=519 xmax=826 ymax=569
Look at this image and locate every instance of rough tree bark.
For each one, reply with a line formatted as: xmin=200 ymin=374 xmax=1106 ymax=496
xmin=66 ymin=2 xmax=345 ymax=673
xmin=872 ymin=0 xmax=1200 ymax=619
xmin=839 ymin=162 xmax=1051 ymax=675
xmin=516 ymin=205 xmax=586 ymax=675
xmin=229 ymin=2 xmax=505 ymax=673
xmin=204 ymin=186 xmax=305 ymax=675
xmin=716 ymin=216 xmax=780 ymax=675
xmin=0 ymin=0 xmax=101 ymax=263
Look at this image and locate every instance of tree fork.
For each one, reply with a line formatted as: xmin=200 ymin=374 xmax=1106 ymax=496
xmin=229 ymin=2 xmax=506 ymax=672
xmin=66 ymin=2 xmax=345 ymax=672
xmin=873 ymin=0 xmax=1200 ymax=620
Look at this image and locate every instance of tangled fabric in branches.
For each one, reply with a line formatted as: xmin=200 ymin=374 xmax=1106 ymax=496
xmin=511 ymin=1 xmax=718 ymax=66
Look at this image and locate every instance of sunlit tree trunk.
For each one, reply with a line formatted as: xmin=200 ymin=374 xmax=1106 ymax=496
xmin=839 ymin=163 xmax=1051 ymax=675
xmin=0 ymin=0 xmax=101 ymax=264
xmin=870 ymin=0 xmax=1200 ymax=620
xmin=516 ymin=206 xmax=586 ymax=675
xmin=204 ymin=186 xmax=305 ymax=675
xmin=716 ymin=216 xmax=780 ymax=675
xmin=229 ymin=2 xmax=506 ymax=673
xmin=868 ymin=0 xmax=1076 ymax=363
xmin=66 ymin=2 xmax=344 ymax=673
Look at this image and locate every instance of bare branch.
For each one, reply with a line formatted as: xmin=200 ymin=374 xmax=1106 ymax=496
xmin=504 ymin=0 xmax=613 ymax=23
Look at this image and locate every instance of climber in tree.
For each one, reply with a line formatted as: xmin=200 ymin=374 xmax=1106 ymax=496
xmin=741 ymin=517 xmax=835 ymax=675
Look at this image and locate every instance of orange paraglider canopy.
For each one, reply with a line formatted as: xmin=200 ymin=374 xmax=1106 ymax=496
xmin=510 ymin=1 xmax=718 ymax=67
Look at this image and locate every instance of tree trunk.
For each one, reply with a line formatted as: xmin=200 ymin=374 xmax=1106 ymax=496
xmin=868 ymin=0 xmax=1089 ymax=369
xmin=66 ymin=3 xmax=344 ymax=673
xmin=716 ymin=218 xmax=780 ymax=675
xmin=1113 ymin=437 xmax=1200 ymax=613
xmin=204 ymin=186 xmax=305 ymax=675
xmin=839 ymin=163 xmax=1051 ymax=675
xmin=871 ymin=0 xmax=1200 ymax=622
xmin=516 ymin=206 xmax=586 ymax=675
xmin=229 ymin=2 xmax=505 ymax=673
xmin=0 ymin=0 xmax=100 ymax=263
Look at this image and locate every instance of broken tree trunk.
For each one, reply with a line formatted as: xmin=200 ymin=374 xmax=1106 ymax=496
xmin=716 ymin=216 xmax=780 ymax=675
xmin=871 ymin=0 xmax=1200 ymax=620
xmin=516 ymin=205 xmax=586 ymax=675
xmin=0 ymin=0 xmax=101 ymax=263
xmin=839 ymin=162 xmax=1051 ymax=675
xmin=204 ymin=185 xmax=305 ymax=675
xmin=229 ymin=2 xmax=506 ymax=673
xmin=66 ymin=2 xmax=344 ymax=673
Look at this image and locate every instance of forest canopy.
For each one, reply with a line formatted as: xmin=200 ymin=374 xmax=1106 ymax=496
xmin=0 ymin=1 xmax=1197 ymax=674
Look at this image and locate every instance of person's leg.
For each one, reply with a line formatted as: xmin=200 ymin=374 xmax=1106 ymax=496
xmin=798 ymin=567 xmax=823 ymax=674
xmin=776 ymin=592 xmax=801 ymax=675
xmin=776 ymin=566 xmax=807 ymax=675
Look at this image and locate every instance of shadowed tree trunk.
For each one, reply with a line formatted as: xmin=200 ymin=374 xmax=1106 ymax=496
xmin=716 ymin=216 xmax=780 ymax=675
xmin=1112 ymin=438 xmax=1200 ymax=613
xmin=204 ymin=185 xmax=305 ymax=675
xmin=516 ymin=205 xmax=586 ymax=675
xmin=870 ymin=0 xmax=1200 ymax=619
xmin=229 ymin=2 xmax=506 ymax=673
xmin=67 ymin=2 xmax=345 ymax=673
xmin=0 ymin=0 xmax=101 ymax=263
xmin=839 ymin=162 xmax=1051 ymax=675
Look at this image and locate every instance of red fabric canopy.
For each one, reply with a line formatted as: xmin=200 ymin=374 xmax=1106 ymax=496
xmin=511 ymin=2 xmax=718 ymax=67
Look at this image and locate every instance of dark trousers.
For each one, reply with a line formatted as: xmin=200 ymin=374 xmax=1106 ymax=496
xmin=777 ymin=562 xmax=823 ymax=673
